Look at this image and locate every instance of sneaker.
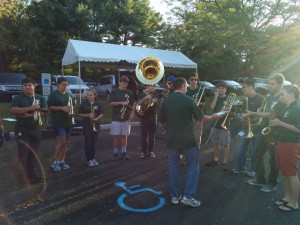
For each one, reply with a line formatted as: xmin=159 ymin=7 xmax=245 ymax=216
xmin=171 ymin=195 xmax=182 ymax=205
xmin=231 ymin=168 xmax=246 ymax=174
xmin=52 ymin=162 xmax=61 ymax=172
xmin=247 ymin=178 xmax=265 ymax=186
xmin=181 ymin=196 xmax=201 ymax=207
xmin=149 ymin=152 xmax=155 ymax=158
xmin=222 ymin=163 xmax=229 ymax=171
xmin=260 ymin=184 xmax=278 ymax=193
xmin=246 ymin=171 xmax=256 ymax=177
xmin=60 ymin=161 xmax=70 ymax=170
xmin=139 ymin=152 xmax=145 ymax=158
xmin=87 ymin=160 xmax=94 ymax=167
xmin=113 ymin=153 xmax=118 ymax=161
xmin=92 ymin=159 xmax=99 ymax=166
xmin=205 ymin=160 xmax=219 ymax=166
xmin=122 ymin=152 xmax=129 ymax=160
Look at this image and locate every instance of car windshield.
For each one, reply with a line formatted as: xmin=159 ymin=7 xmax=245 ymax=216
xmin=224 ymin=80 xmax=240 ymax=86
xmin=65 ymin=77 xmax=85 ymax=85
xmin=200 ymin=81 xmax=215 ymax=88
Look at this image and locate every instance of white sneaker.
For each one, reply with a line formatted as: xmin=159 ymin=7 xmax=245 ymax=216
xmin=87 ymin=160 xmax=94 ymax=167
xmin=181 ymin=196 xmax=201 ymax=207
xmin=171 ymin=195 xmax=182 ymax=205
xmin=149 ymin=152 xmax=155 ymax=158
xmin=92 ymin=159 xmax=99 ymax=166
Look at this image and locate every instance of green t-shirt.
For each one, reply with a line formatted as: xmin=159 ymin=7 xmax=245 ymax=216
xmin=158 ymin=92 xmax=203 ymax=149
xmin=10 ymin=93 xmax=47 ymax=130
xmin=109 ymin=88 xmax=134 ymax=122
xmin=47 ymin=90 xmax=73 ymax=128
xmin=274 ymin=101 xmax=300 ymax=143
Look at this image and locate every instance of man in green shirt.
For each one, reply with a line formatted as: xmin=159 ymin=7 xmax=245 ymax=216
xmin=159 ymin=77 xmax=219 ymax=207
xmin=10 ymin=77 xmax=47 ymax=185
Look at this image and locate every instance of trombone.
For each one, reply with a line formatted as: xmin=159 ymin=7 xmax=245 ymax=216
xmin=205 ymin=93 xmax=237 ymax=145
xmin=193 ymin=82 xmax=206 ymax=107
xmin=243 ymin=97 xmax=254 ymax=138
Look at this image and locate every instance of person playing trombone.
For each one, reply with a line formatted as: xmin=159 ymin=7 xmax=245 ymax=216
xmin=231 ymin=78 xmax=264 ymax=176
xmin=205 ymin=81 xmax=235 ymax=171
xmin=78 ymin=89 xmax=104 ymax=167
xmin=10 ymin=77 xmax=47 ymax=185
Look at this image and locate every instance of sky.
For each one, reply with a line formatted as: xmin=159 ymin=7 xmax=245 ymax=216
xmin=149 ymin=0 xmax=169 ymax=17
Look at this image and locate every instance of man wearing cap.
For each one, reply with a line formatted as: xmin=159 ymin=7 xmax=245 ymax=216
xmin=109 ymin=75 xmax=135 ymax=161
xmin=166 ymin=76 xmax=176 ymax=96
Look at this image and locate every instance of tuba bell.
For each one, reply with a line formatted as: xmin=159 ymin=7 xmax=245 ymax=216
xmin=135 ymin=57 xmax=164 ymax=85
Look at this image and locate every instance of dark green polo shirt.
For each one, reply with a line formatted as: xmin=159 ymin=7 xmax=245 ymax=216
xmin=47 ymin=90 xmax=73 ymax=128
xmin=78 ymin=100 xmax=104 ymax=127
xmin=10 ymin=93 xmax=47 ymax=130
xmin=109 ymin=88 xmax=134 ymax=122
xmin=158 ymin=92 xmax=203 ymax=149
xmin=274 ymin=101 xmax=300 ymax=143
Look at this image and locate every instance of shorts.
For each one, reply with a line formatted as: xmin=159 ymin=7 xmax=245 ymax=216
xmin=276 ymin=142 xmax=300 ymax=176
xmin=110 ymin=121 xmax=131 ymax=136
xmin=53 ymin=127 xmax=71 ymax=138
xmin=210 ymin=128 xmax=230 ymax=145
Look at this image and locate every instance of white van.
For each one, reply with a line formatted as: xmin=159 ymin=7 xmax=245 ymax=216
xmin=51 ymin=75 xmax=89 ymax=99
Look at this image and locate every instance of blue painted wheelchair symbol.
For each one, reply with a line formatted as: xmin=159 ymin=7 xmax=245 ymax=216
xmin=115 ymin=182 xmax=165 ymax=213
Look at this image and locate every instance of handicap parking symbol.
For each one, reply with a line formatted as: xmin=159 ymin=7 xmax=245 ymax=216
xmin=115 ymin=182 xmax=165 ymax=213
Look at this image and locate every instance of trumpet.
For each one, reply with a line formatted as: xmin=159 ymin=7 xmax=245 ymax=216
xmin=120 ymin=94 xmax=130 ymax=119
xmin=32 ymin=96 xmax=43 ymax=126
xmin=244 ymin=97 xmax=254 ymax=138
xmin=91 ymin=105 xmax=97 ymax=132
xmin=68 ymin=95 xmax=75 ymax=124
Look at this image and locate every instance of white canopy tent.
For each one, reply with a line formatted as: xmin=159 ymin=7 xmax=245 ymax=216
xmin=62 ymin=39 xmax=197 ymax=70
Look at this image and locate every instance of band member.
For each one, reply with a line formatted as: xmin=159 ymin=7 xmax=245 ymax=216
xmin=10 ymin=77 xmax=47 ymax=185
xmin=245 ymin=74 xmax=285 ymax=192
xmin=78 ymin=89 xmax=104 ymax=167
xmin=137 ymin=84 xmax=159 ymax=158
xmin=246 ymin=84 xmax=300 ymax=211
xmin=205 ymin=81 xmax=234 ymax=171
xmin=109 ymin=75 xmax=135 ymax=161
xmin=47 ymin=77 xmax=73 ymax=172
xmin=159 ymin=77 xmax=219 ymax=207
xmin=166 ymin=76 xmax=175 ymax=95
xmin=232 ymin=78 xmax=264 ymax=176
xmin=186 ymin=72 xmax=206 ymax=147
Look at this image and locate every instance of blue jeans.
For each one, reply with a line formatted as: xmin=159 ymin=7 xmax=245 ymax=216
xmin=168 ymin=146 xmax=199 ymax=199
xmin=235 ymin=130 xmax=264 ymax=172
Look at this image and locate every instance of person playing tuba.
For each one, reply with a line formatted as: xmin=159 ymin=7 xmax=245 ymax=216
xmin=231 ymin=78 xmax=264 ymax=177
xmin=136 ymin=84 xmax=160 ymax=158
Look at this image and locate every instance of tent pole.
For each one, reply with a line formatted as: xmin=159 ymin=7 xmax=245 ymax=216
xmin=79 ymin=61 xmax=82 ymax=104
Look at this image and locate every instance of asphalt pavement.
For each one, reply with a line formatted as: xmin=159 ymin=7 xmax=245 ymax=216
xmin=0 ymin=123 xmax=299 ymax=225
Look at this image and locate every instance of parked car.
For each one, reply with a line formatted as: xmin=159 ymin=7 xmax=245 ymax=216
xmin=198 ymin=81 xmax=216 ymax=97
xmin=0 ymin=73 xmax=26 ymax=102
xmin=51 ymin=75 xmax=90 ymax=99
xmin=211 ymin=80 xmax=243 ymax=94
xmin=94 ymin=70 xmax=142 ymax=100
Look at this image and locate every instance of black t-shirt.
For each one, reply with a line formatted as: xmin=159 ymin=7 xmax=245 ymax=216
xmin=78 ymin=100 xmax=104 ymax=127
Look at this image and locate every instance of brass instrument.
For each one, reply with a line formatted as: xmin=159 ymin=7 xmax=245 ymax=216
xmin=68 ymin=95 xmax=75 ymax=124
xmin=244 ymin=97 xmax=254 ymax=138
xmin=261 ymin=111 xmax=276 ymax=145
xmin=253 ymin=94 xmax=269 ymax=126
xmin=193 ymin=82 xmax=206 ymax=107
xmin=91 ymin=105 xmax=97 ymax=132
xmin=33 ymin=95 xmax=43 ymax=126
xmin=120 ymin=94 xmax=130 ymax=119
xmin=205 ymin=92 xmax=237 ymax=145
xmin=135 ymin=57 xmax=164 ymax=85
xmin=135 ymin=89 xmax=156 ymax=117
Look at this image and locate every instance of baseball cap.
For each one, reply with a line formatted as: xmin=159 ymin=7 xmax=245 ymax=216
xmin=167 ymin=76 xmax=176 ymax=81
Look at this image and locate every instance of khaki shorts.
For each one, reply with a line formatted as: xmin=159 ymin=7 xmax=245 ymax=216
xmin=210 ymin=128 xmax=230 ymax=145
xmin=110 ymin=121 xmax=131 ymax=136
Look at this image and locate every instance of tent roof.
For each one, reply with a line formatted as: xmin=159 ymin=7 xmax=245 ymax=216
xmin=62 ymin=39 xmax=197 ymax=69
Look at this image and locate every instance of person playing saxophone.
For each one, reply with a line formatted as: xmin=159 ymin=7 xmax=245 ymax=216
xmin=10 ymin=77 xmax=47 ymax=185
xmin=109 ymin=75 xmax=135 ymax=161
xmin=231 ymin=78 xmax=264 ymax=176
xmin=78 ymin=89 xmax=104 ymax=167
